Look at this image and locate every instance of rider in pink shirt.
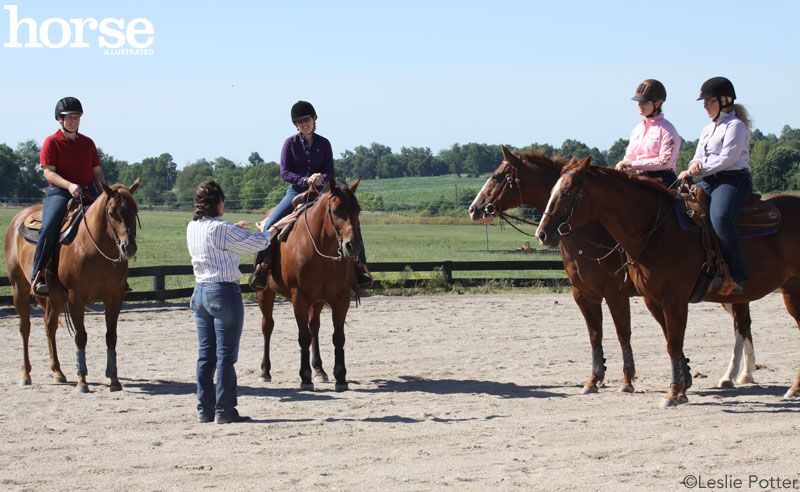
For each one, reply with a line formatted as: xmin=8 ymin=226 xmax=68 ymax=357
xmin=616 ymin=79 xmax=682 ymax=188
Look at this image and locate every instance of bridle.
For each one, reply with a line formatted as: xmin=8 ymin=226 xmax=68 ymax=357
xmin=541 ymin=169 xmax=584 ymax=239
xmin=544 ymin=169 xmax=674 ymax=275
xmin=302 ymin=190 xmax=349 ymax=261
xmin=80 ymin=193 xmax=139 ymax=264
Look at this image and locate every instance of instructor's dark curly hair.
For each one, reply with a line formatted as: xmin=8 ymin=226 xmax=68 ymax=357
xmin=192 ymin=180 xmax=225 ymax=220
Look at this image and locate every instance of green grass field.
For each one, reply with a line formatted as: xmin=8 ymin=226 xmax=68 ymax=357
xmin=0 ymin=206 xmax=564 ymax=296
xmin=356 ymin=174 xmax=490 ymax=208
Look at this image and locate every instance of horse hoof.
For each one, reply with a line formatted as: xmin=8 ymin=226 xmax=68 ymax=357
xmin=659 ymin=397 xmax=684 ymax=409
xmin=258 ymin=375 xmax=271 ymax=383
xmin=736 ymin=375 xmax=755 ymax=385
xmin=617 ymin=384 xmax=635 ymax=393
xmin=76 ymin=385 xmax=90 ymax=394
xmin=300 ymin=383 xmax=314 ymax=391
xmin=581 ymin=385 xmax=599 ymax=394
xmin=717 ymin=379 xmax=735 ymax=389
xmin=19 ymin=379 xmax=31 ymax=386
xmin=783 ymin=389 xmax=800 ymax=399
xmin=109 ymin=384 xmax=122 ymax=392
xmin=314 ymin=373 xmax=329 ymax=383
xmin=335 ymin=383 xmax=349 ymax=392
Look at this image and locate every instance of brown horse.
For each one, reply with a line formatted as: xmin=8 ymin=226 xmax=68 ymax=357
xmin=258 ymin=179 xmax=362 ymax=391
xmin=536 ymin=157 xmax=800 ymax=406
xmin=4 ymin=179 xmax=140 ymax=392
xmin=469 ymin=147 xmax=755 ymax=392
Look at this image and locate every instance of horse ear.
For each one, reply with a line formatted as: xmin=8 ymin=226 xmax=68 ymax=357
xmin=350 ymin=178 xmax=361 ymax=194
xmin=580 ymin=156 xmax=592 ymax=167
xmin=101 ymin=182 xmax=114 ymax=196
xmin=128 ymin=177 xmax=141 ymax=194
xmin=501 ymin=145 xmax=516 ymax=164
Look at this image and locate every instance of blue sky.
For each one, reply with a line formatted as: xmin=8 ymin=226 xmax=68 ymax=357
xmin=2 ymin=0 xmax=798 ymax=168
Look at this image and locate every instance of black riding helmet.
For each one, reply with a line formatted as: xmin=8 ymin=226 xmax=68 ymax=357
xmin=697 ymin=77 xmax=736 ymax=113
xmin=697 ymin=77 xmax=736 ymax=101
xmin=632 ymin=79 xmax=667 ymax=102
xmin=55 ymin=97 xmax=83 ymax=120
xmin=291 ymin=100 xmax=316 ymax=122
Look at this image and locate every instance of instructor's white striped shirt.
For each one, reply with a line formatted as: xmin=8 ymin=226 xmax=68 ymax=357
xmin=187 ymin=217 xmax=271 ymax=283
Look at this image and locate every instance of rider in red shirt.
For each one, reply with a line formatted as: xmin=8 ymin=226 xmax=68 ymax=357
xmin=31 ymin=97 xmax=106 ymax=294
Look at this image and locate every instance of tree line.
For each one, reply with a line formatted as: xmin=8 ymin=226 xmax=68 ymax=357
xmin=2 ymin=125 xmax=799 ymax=211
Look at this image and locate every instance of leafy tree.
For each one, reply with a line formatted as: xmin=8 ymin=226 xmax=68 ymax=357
xmin=126 ymin=153 xmax=178 ymax=204
xmin=558 ymin=139 xmax=607 ymax=167
xmin=751 ymin=146 xmax=800 ymax=192
xmin=676 ymin=138 xmax=697 ymax=175
xmin=248 ymin=151 xmax=265 ymax=166
xmin=606 ymin=138 xmax=629 ymax=168
xmin=174 ymin=160 xmax=214 ymax=205
xmin=97 ymin=148 xmax=122 ymax=185
xmin=377 ymin=153 xmax=406 ymax=178
xmin=14 ymin=139 xmax=45 ymax=200
xmin=0 ymin=144 xmax=22 ymax=198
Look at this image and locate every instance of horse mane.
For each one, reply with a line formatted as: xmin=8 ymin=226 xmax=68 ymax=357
xmin=564 ymin=159 xmax=677 ymax=198
xmin=518 ymin=150 xmax=568 ymax=170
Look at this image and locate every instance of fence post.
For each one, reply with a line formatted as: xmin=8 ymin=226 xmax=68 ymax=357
xmin=153 ymin=267 xmax=165 ymax=301
xmin=442 ymin=261 xmax=453 ymax=284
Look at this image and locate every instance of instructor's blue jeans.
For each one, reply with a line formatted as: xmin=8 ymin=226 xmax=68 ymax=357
xmin=31 ymin=185 xmax=72 ymax=283
xmin=191 ymin=282 xmax=244 ymax=420
xmin=700 ymin=170 xmax=753 ymax=285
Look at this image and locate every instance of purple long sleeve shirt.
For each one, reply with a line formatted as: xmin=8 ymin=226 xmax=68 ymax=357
xmin=279 ymin=132 xmax=334 ymax=186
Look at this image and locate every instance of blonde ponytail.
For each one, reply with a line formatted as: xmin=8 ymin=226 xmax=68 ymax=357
xmin=730 ymin=103 xmax=752 ymax=131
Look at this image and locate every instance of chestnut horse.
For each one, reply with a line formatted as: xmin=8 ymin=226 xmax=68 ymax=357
xmin=257 ymin=179 xmax=362 ymax=391
xmin=4 ymin=179 xmax=140 ymax=392
xmin=469 ymin=147 xmax=755 ymax=392
xmin=536 ymin=157 xmax=800 ymax=406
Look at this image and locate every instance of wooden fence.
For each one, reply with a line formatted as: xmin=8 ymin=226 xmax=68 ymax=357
xmin=0 ymin=259 xmax=569 ymax=305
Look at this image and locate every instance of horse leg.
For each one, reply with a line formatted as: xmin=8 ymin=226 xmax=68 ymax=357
xmin=104 ymin=295 xmax=123 ymax=391
xmin=718 ymin=303 xmax=755 ymax=388
xmin=605 ymin=289 xmax=635 ymax=393
xmin=331 ymin=298 xmax=350 ymax=392
xmin=13 ymin=281 xmax=34 ymax=385
xmin=572 ymin=290 xmax=605 ymax=394
xmin=659 ymin=302 xmax=690 ymax=408
xmin=292 ymin=296 xmax=314 ymax=390
xmin=69 ymin=304 xmax=90 ymax=393
xmin=258 ymin=288 xmax=276 ymax=382
xmin=779 ymin=278 xmax=800 ymax=398
xmin=309 ymin=304 xmax=329 ymax=383
xmin=44 ymin=296 xmax=67 ymax=383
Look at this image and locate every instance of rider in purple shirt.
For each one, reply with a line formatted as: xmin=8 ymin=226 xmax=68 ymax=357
xmin=250 ymin=101 xmax=372 ymax=291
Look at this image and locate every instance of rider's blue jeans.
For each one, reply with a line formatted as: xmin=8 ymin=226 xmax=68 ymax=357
xmin=699 ymin=170 xmax=753 ymax=285
xmin=31 ymin=185 xmax=72 ymax=283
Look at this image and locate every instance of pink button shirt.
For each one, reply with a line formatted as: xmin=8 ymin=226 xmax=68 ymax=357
xmin=623 ymin=114 xmax=682 ymax=171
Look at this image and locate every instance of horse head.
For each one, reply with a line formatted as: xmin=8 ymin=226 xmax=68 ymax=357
xmin=535 ymin=156 xmax=593 ymax=248
xmin=99 ymin=177 xmax=140 ymax=261
xmin=322 ymin=178 xmax=362 ymax=260
xmin=469 ymin=145 xmax=524 ymax=223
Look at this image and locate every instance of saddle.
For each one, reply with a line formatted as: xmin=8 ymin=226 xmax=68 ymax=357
xmin=678 ymin=184 xmax=781 ymax=302
xmin=18 ymin=194 xmax=95 ymax=246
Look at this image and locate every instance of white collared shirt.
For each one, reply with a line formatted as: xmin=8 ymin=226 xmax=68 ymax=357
xmin=692 ymin=110 xmax=751 ymax=177
xmin=187 ymin=217 xmax=271 ymax=283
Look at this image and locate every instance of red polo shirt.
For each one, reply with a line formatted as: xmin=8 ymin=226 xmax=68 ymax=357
xmin=40 ymin=130 xmax=101 ymax=185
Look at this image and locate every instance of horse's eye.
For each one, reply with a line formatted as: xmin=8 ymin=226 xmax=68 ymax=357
xmin=491 ymin=174 xmax=503 ymax=183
